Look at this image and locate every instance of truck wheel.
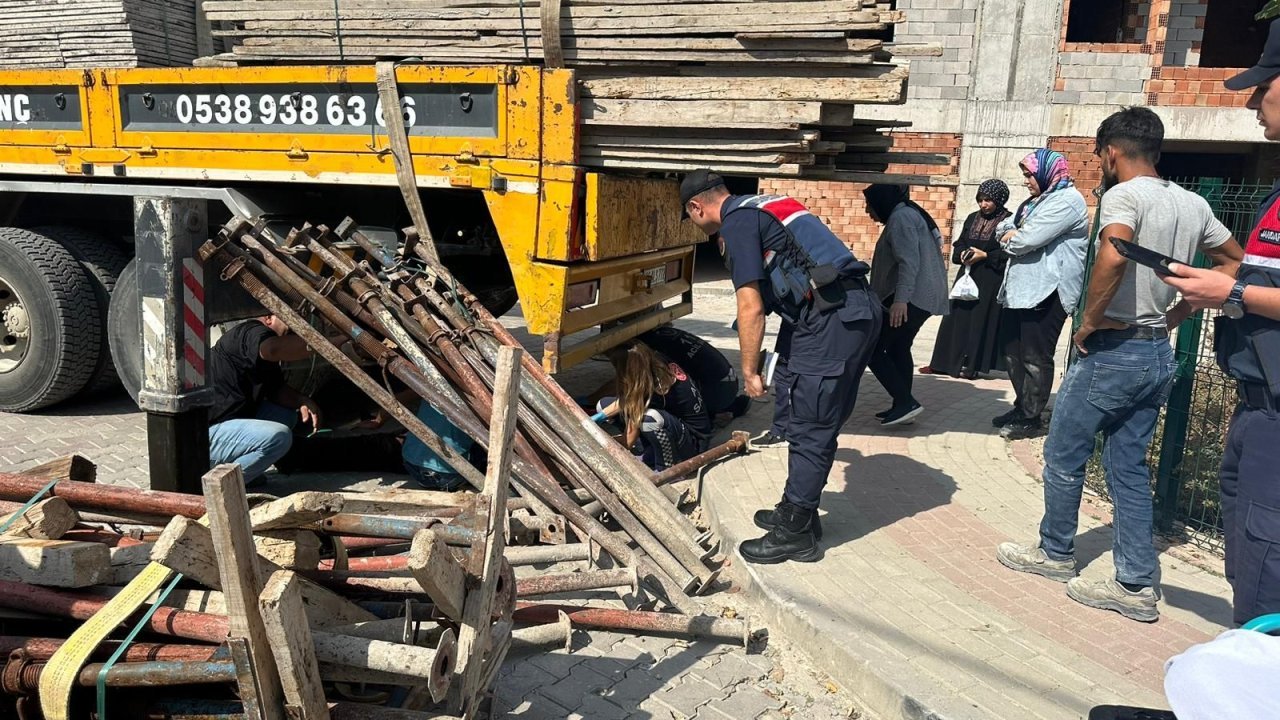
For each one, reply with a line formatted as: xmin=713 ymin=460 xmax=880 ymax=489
xmin=31 ymin=226 xmax=131 ymax=396
xmin=0 ymin=227 xmax=101 ymax=412
xmin=445 ymin=256 xmax=519 ymax=317
xmin=107 ymin=258 xmax=144 ymax=404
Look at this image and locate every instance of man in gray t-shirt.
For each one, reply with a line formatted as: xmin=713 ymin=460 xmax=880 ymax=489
xmin=997 ymin=107 xmax=1243 ymax=623
xmin=1096 ymin=175 xmax=1231 ymax=328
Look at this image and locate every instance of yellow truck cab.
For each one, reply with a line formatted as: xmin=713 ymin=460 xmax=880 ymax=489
xmin=0 ymin=64 xmax=700 ymax=424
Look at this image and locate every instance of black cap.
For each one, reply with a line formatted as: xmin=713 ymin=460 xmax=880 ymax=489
xmin=1225 ymin=20 xmax=1280 ymax=90
xmin=679 ymin=169 xmax=726 ymax=206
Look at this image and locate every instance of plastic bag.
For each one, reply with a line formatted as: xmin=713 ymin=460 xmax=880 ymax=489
xmin=950 ymin=267 xmax=980 ymax=302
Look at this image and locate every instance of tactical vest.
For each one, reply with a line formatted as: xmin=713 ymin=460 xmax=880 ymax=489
xmin=721 ymin=194 xmax=868 ymax=324
xmin=1216 ymin=187 xmax=1280 ymax=396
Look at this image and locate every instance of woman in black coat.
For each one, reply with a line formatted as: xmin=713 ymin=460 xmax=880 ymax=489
xmin=924 ymin=179 xmax=1011 ymax=379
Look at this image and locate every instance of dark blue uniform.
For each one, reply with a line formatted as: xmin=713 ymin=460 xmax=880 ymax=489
xmin=1219 ymin=185 xmax=1280 ymax=625
xmin=720 ymin=194 xmax=882 ymax=510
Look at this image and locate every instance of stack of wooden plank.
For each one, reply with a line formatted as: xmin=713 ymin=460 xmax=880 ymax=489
xmin=198 ymin=0 xmax=948 ymax=181
xmin=0 ymin=0 xmax=200 ymax=68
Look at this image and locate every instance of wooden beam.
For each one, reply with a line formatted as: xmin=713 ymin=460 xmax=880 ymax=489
xmin=260 ymin=571 xmax=330 ymax=720
xmin=0 ymin=537 xmax=108 ymax=587
xmin=0 ymin=497 xmax=78 ymax=539
xmin=17 ymin=455 xmax=95 ymax=484
xmin=204 ymin=464 xmax=287 ymax=720
xmin=250 ymin=492 xmax=345 ymax=532
xmin=456 ymin=346 xmax=520 ymax=717
xmin=406 ymin=529 xmax=466 ymax=621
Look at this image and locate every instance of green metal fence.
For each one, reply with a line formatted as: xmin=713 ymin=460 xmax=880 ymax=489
xmin=1081 ymin=178 xmax=1272 ymax=551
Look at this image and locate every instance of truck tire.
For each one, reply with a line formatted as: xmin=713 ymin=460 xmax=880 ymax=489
xmin=0 ymin=227 xmax=101 ymax=412
xmin=445 ymin=256 xmax=519 ymax=317
xmin=31 ymin=226 xmax=131 ymax=396
xmin=107 ymin=258 xmax=144 ymax=404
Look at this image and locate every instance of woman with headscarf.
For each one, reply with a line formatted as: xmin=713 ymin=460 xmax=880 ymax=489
xmin=991 ymin=149 xmax=1089 ymax=440
xmin=864 ymin=184 xmax=950 ymax=426
xmin=923 ymin=179 xmax=1012 ymax=379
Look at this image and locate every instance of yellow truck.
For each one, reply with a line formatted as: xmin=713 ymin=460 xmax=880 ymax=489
xmin=0 ymin=64 xmax=701 ymax=415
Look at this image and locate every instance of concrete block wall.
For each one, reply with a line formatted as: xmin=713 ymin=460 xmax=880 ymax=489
xmin=764 ymin=133 xmax=961 ymax=261
xmin=1163 ymin=0 xmax=1206 ymax=67
xmin=1055 ymin=51 xmax=1153 ymax=106
xmin=896 ymin=0 xmax=980 ymax=101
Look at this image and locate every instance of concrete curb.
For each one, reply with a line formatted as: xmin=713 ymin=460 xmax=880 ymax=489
xmin=702 ymin=477 xmax=971 ymax=720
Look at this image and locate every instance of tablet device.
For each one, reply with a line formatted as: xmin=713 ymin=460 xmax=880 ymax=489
xmin=1109 ymin=237 xmax=1179 ymax=277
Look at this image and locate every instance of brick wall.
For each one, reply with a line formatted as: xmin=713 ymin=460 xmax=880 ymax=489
xmin=1047 ymin=136 xmax=1103 ymax=217
xmin=1145 ymin=0 xmax=1250 ymax=108
xmin=1056 ymin=52 xmax=1152 ymax=106
xmin=897 ymin=0 xmax=979 ymax=101
xmin=763 ymin=133 xmax=962 ymax=261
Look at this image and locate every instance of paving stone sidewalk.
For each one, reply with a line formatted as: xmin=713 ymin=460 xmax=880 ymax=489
xmin=701 ymin=315 xmax=1234 ymax=720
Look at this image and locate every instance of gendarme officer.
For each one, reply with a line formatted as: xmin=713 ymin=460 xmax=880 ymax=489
xmin=1164 ymin=23 xmax=1280 ymax=625
xmin=681 ymin=169 xmax=882 ymax=563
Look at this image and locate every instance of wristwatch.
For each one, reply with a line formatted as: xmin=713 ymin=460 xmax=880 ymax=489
xmin=1222 ymin=281 xmax=1248 ymax=320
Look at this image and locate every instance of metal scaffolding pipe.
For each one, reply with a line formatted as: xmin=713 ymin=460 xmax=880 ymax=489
xmin=513 ymin=603 xmax=749 ymax=646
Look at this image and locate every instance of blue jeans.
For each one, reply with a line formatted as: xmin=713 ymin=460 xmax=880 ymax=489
xmin=209 ymin=400 xmax=297 ymax=483
xmin=1038 ymin=333 xmax=1177 ymax=587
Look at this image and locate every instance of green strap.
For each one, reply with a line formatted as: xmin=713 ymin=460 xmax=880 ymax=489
xmin=96 ymin=574 xmax=185 ymax=720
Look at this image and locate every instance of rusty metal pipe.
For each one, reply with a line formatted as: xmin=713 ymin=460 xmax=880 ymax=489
xmin=19 ymin=638 xmax=221 ymax=663
xmin=653 ymin=431 xmax=750 ymax=486
xmin=516 ymin=568 xmax=636 ymax=598
xmin=513 ymin=603 xmax=749 ymax=646
xmin=320 ymin=513 xmax=480 ymax=545
xmin=317 ymin=541 xmax=593 ymax=573
xmin=0 ymin=472 xmax=205 ymax=519
xmin=2 ymin=655 xmax=235 ymax=693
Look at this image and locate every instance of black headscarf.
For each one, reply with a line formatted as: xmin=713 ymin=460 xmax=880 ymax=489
xmin=968 ymin=179 xmax=1011 ymax=244
xmin=863 ymin=183 xmax=940 ymax=235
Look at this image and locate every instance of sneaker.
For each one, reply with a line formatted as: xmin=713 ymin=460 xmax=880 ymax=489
xmin=748 ymin=431 xmax=788 ymax=450
xmin=1066 ymin=577 xmax=1159 ymax=623
xmin=875 ymin=407 xmax=893 ymax=419
xmin=408 ymin=467 xmax=468 ymax=492
xmin=754 ymin=502 xmax=824 ymax=540
xmin=991 ymin=408 xmax=1021 ymax=428
xmin=1000 ymin=418 xmax=1044 ymax=440
xmin=995 ymin=541 xmax=1077 ymax=582
xmin=739 ymin=502 xmax=820 ymax=564
xmin=880 ymin=401 xmax=923 ymax=426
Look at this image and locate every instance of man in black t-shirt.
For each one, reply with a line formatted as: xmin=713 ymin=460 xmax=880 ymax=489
xmin=207 ymin=314 xmax=322 ymax=483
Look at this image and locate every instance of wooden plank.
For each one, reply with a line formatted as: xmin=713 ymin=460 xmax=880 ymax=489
xmin=578 ymin=74 xmax=906 ymax=103
xmin=249 ymin=491 xmax=344 ymax=531
xmin=406 ymin=528 xmax=467 ymax=621
xmin=152 ymin=515 xmax=376 ymax=627
xmin=0 ymin=497 xmax=78 ymax=539
xmin=0 ymin=538 xmax=109 ymax=588
xmin=106 ymin=542 xmax=154 ymax=585
xmin=260 ymin=571 xmax=330 ymax=720
xmin=17 ymin=455 xmax=95 ymax=484
xmin=256 ymin=530 xmax=322 ymax=571
xmin=203 ymin=464 xmax=287 ymax=720
xmin=581 ymin=98 xmax=825 ymax=127
xmin=455 ymin=345 xmax=521 ymax=717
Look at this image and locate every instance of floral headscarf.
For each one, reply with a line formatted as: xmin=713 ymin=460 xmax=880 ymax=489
xmin=1017 ymin=149 xmax=1073 ymax=225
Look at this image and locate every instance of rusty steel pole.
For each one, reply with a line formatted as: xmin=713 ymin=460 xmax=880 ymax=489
xmin=0 ymin=472 xmax=206 ymax=519
xmin=515 ymin=568 xmax=637 ymax=598
xmin=513 ymin=603 xmax=749 ymax=646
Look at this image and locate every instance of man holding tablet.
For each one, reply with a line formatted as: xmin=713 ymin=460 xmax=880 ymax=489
xmin=997 ymin=106 xmax=1242 ymax=622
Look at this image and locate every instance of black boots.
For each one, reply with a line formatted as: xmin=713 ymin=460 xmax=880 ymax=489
xmin=753 ymin=501 xmax=824 ymax=539
xmin=740 ymin=501 xmax=820 ymax=564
